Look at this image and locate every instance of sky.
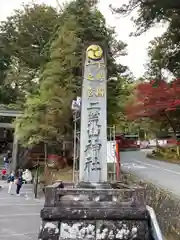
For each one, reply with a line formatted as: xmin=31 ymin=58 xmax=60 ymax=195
xmin=0 ymin=0 xmax=168 ymax=78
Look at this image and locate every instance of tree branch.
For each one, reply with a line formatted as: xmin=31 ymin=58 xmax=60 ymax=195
xmin=165 ymin=110 xmax=177 ymax=136
xmin=142 ymin=0 xmax=180 ymax=10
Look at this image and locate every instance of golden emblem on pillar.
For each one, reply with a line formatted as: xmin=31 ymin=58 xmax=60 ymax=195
xmin=87 ymin=44 xmax=103 ymax=60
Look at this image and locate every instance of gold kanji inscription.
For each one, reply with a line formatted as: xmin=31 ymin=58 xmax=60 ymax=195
xmin=87 ymin=73 xmax=94 ymax=81
xmin=96 ymin=72 xmax=104 ymax=81
xmin=95 ymin=88 xmax=104 ymax=97
xmin=87 ymin=87 xmax=93 ymax=97
xmin=86 ymin=62 xmax=105 ymax=69
xmin=87 ymin=87 xmax=104 ymax=97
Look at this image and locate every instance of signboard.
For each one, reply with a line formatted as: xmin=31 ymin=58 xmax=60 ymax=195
xmin=71 ymin=96 xmax=81 ymax=111
xmin=79 ymin=44 xmax=107 ymax=182
xmin=107 ymin=141 xmax=116 ymax=163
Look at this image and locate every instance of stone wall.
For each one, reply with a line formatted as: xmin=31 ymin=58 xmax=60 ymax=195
xmin=122 ymin=172 xmax=180 ymax=240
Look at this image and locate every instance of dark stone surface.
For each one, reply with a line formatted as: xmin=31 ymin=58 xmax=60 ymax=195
xmin=38 ymin=221 xmax=60 ymax=240
xmin=41 ymin=204 xmax=149 ymax=221
xmin=75 ymin=181 xmax=111 ymax=189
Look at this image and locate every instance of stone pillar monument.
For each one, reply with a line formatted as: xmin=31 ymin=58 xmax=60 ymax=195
xmin=79 ymin=44 xmax=107 ymax=182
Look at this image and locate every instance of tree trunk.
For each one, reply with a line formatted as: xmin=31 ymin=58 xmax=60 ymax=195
xmin=155 ymin=138 xmax=158 ymax=148
xmin=144 ymin=132 xmax=147 ymax=141
xmin=165 ymin=112 xmax=179 ymax=156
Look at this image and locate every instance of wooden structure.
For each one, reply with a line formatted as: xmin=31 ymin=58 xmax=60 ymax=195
xmin=0 ymin=109 xmax=22 ymax=170
xmin=116 ymin=133 xmax=140 ymax=150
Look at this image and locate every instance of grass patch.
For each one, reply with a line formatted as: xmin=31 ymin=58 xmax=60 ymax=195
xmin=39 ymin=166 xmax=73 ymax=185
xmin=147 ymin=146 xmax=180 ymax=164
xmin=49 ymin=167 xmax=73 ymax=182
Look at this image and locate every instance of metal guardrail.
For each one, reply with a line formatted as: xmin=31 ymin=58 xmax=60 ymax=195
xmin=147 ymin=206 xmax=164 ymax=240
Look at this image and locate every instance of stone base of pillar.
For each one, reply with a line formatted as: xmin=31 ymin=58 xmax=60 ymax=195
xmin=75 ymin=181 xmax=111 ymax=189
xmin=38 ymin=182 xmax=155 ymax=240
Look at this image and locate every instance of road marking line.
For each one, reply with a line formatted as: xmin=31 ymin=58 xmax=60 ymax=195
xmin=0 ymin=213 xmax=40 ymax=218
xmin=0 ymin=232 xmax=37 ymax=238
xmin=122 ymin=163 xmax=147 ymax=169
xmin=0 ymin=198 xmax=44 ymax=204
xmin=0 ymin=197 xmax=25 ymax=200
xmin=0 ymin=203 xmax=43 ymax=206
xmin=133 ymin=159 xmax=180 ymax=176
xmin=0 ymin=197 xmax=31 ymax=200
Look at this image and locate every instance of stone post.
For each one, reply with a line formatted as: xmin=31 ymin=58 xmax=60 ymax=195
xmin=79 ymin=44 xmax=107 ymax=182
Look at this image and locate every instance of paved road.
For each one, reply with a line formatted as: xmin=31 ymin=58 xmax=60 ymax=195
xmin=121 ymin=150 xmax=180 ymax=197
xmin=0 ymin=182 xmax=44 ymax=240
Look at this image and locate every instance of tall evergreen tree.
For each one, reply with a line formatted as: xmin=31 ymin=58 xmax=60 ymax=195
xmin=16 ymin=0 xmax=130 ymax=146
xmin=0 ymin=3 xmax=59 ymax=105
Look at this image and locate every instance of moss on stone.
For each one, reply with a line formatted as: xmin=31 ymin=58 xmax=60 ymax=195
xmin=122 ymin=172 xmax=180 ymax=240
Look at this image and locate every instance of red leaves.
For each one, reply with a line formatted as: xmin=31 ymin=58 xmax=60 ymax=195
xmin=126 ymin=79 xmax=180 ymax=120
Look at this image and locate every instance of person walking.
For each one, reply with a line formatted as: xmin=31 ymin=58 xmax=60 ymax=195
xmin=3 ymin=155 xmax=9 ymax=170
xmin=3 ymin=150 xmax=11 ymax=169
xmin=58 ymin=180 xmax=64 ymax=188
xmin=22 ymin=169 xmax=32 ymax=183
xmin=7 ymin=172 xmax=15 ymax=194
xmin=15 ymin=173 xmax=24 ymax=195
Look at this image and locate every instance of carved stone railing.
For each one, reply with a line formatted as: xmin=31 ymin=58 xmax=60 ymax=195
xmin=38 ymin=184 xmax=156 ymax=240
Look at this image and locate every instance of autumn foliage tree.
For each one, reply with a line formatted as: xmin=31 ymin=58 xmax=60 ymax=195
xmin=126 ymin=79 xmax=180 ymax=138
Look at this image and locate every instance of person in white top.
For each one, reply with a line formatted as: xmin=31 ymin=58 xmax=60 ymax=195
xmin=22 ymin=169 xmax=32 ymax=183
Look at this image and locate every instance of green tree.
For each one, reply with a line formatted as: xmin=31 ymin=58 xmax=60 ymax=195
xmin=0 ymin=3 xmax=59 ymax=106
xmin=144 ymin=17 xmax=180 ymax=79
xmin=111 ymin=0 xmax=180 ymax=138
xmin=111 ymin=1 xmax=180 ymax=77
xmin=144 ymin=37 xmax=168 ymax=80
xmin=16 ymin=0 xmax=130 ymax=146
xmin=0 ymin=3 xmax=59 ymax=69
xmin=16 ymin=87 xmax=73 ymax=145
xmin=111 ymin=0 xmax=180 ymax=34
